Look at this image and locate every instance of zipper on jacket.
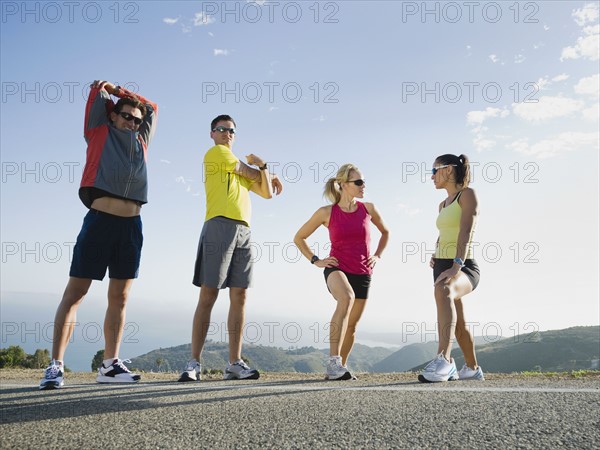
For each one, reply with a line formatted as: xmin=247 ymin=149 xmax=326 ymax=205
xmin=123 ymin=132 xmax=136 ymax=197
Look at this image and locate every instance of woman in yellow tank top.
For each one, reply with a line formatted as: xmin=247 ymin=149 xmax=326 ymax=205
xmin=419 ymin=154 xmax=485 ymax=383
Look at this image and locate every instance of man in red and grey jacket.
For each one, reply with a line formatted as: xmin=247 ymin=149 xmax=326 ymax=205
xmin=40 ymin=80 xmax=158 ymax=389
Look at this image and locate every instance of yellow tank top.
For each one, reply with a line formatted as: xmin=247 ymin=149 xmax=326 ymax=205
xmin=435 ymin=191 xmax=475 ymax=259
xmin=204 ymin=145 xmax=254 ymax=226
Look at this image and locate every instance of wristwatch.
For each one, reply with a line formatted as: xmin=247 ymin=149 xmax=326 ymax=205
xmin=259 ymin=163 xmax=268 ymax=171
xmin=310 ymin=255 xmax=319 ymax=264
xmin=453 ymin=257 xmax=465 ymax=267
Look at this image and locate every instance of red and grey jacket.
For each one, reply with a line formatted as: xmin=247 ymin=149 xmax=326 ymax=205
xmin=79 ymin=85 xmax=158 ymax=208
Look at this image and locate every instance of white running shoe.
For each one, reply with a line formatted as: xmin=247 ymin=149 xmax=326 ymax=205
xmin=96 ymin=359 xmax=141 ymax=383
xmin=326 ymin=356 xmax=352 ymax=381
xmin=458 ymin=364 xmax=485 ymax=381
xmin=419 ymin=353 xmax=458 ymax=383
xmin=178 ymin=360 xmax=202 ymax=382
xmin=223 ymin=360 xmax=260 ymax=380
xmin=39 ymin=360 xmax=64 ymax=390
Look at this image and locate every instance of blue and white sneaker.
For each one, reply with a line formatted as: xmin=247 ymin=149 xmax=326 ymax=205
xmin=224 ymin=360 xmax=260 ymax=380
xmin=178 ymin=360 xmax=202 ymax=382
xmin=326 ymin=356 xmax=352 ymax=381
xmin=39 ymin=360 xmax=64 ymax=390
xmin=458 ymin=364 xmax=485 ymax=381
xmin=418 ymin=353 xmax=458 ymax=383
xmin=96 ymin=359 xmax=141 ymax=383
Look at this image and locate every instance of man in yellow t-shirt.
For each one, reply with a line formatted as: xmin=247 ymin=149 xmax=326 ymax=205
xmin=179 ymin=115 xmax=282 ymax=382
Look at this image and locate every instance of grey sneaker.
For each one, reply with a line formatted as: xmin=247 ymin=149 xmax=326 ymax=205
xmin=178 ymin=360 xmax=202 ymax=382
xmin=224 ymin=360 xmax=260 ymax=380
xmin=326 ymin=356 xmax=352 ymax=381
xmin=96 ymin=359 xmax=141 ymax=383
xmin=418 ymin=353 xmax=459 ymax=383
xmin=39 ymin=360 xmax=64 ymax=390
xmin=458 ymin=364 xmax=485 ymax=380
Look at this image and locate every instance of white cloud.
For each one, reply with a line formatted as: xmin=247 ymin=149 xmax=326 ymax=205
xmin=489 ymin=54 xmax=499 ymax=63
xmin=163 ymin=17 xmax=179 ymax=25
xmin=508 ymin=132 xmax=599 ymax=159
xmin=160 ymin=159 xmax=171 ymax=164
xmin=582 ymin=106 xmax=600 ymax=122
xmin=512 ymin=96 xmax=584 ymax=122
xmin=514 ymin=54 xmax=526 ymax=64
xmin=466 ymin=107 xmax=509 ymax=125
xmin=572 ymin=3 xmax=599 ymax=26
xmin=313 ymin=115 xmax=327 ymax=122
xmin=472 ymin=135 xmax=496 ymax=152
xmin=536 ymin=76 xmax=551 ymax=91
xmin=574 ymin=74 xmax=600 ymax=97
xmin=561 ymin=33 xmax=600 ymax=61
xmin=214 ymin=49 xmax=230 ymax=56
xmin=561 ymin=8 xmax=600 ymax=61
xmin=552 ymin=73 xmax=570 ymax=82
xmin=536 ymin=74 xmax=570 ymax=91
xmin=194 ymin=12 xmax=216 ymax=26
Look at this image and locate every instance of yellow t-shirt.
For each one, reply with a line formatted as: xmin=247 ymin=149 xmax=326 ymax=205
xmin=435 ymin=193 xmax=475 ymax=259
xmin=204 ymin=145 xmax=254 ymax=225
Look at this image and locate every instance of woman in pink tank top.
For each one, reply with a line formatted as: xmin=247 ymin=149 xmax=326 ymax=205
xmin=294 ymin=164 xmax=389 ymax=380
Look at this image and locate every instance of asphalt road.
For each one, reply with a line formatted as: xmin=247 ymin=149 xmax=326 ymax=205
xmin=1 ymin=372 xmax=599 ymax=449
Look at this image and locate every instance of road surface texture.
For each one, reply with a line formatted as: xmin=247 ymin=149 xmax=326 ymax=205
xmin=1 ymin=370 xmax=599 ymax=449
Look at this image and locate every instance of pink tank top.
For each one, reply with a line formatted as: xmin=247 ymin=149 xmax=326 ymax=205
xmin=328 ymin=202 xmax=372 ymax=275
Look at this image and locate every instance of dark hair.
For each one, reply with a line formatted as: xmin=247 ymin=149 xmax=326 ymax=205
xmin=211 ymin=114 xmax=236 ymax=130
xmin=114 ymin=97 xmax=146 ymax=117
xmin=436 ymin=153 xmax=471 ymax=187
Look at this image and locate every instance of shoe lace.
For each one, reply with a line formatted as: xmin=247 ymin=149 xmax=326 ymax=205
xmin=45 ymin=364 xmax=61 ymax=378
xmin=329 ymin=357 xmax=344 ymax=370
xmin=114 ymin=359 xmax=132 ymax=373
xmin=424 ymin=355 xmax=443 ymax=371
xmin=234 ymin=361 xmax=251 ymax=370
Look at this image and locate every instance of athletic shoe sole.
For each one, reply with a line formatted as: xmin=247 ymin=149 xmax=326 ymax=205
xmin=327 ymin=371 xmax=353 ymax=381
xmin=223 ymin=370 xmax=260 ymax=380
xmin=96 ymin=375 xmax=141 ymax=383
xmin=418 ymin=374 xmax=459 ymax=383
xmin=40 ymin=381 xmax=64 ymax=390
xmin=177 ymin=373 xmax=200 ymax=382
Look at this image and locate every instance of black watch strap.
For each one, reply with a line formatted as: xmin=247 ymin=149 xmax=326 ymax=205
xmin=310 ymin=255 xmax=319 ymax=264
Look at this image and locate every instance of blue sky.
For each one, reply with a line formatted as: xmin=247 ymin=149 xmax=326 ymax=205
xmin=1 ymin=1 xmax=599 ymax=371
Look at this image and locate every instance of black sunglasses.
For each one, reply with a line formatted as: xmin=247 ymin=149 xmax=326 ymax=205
xmin=118 ymin=112 xmax=143 ymax=125
xmin=347 ymin=179 xmax=365 ymax=186
xmin=212 ymin=126 xmax=236 ymax=134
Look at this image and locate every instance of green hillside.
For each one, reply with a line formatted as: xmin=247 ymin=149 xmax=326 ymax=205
xmin=409 ymin=326 xmax=600 ymax=373
xmin=129 ymin=326 xmax=599 ymax=374
xmin=130 ymin=341 xmax=394 ymax=373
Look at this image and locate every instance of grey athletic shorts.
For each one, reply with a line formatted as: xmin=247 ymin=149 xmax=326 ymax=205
xmin=192 ymin=216 xmax=253 ymax=289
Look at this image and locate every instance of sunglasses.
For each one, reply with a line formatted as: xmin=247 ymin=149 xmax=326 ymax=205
xmin=347 ymin=179 xmax=365 ymax=186
xmin=118 ymin=112 xmax=143 ymax=125
xmin=212 ymin=126 xmax=236 ymax=134
xmin=431 ymin=164 xmax=456 ymax=175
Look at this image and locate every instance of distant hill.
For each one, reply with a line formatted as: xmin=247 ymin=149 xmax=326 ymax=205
xmin=372 ymin=337 xmax=496 ymax=373
xmin=408 ymin=326 xmax=600 ymax=373
xmin=130 ymin=341 xmax=394 ymax=373
xmin=130 ymin=326 xmax=599 ymax=374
